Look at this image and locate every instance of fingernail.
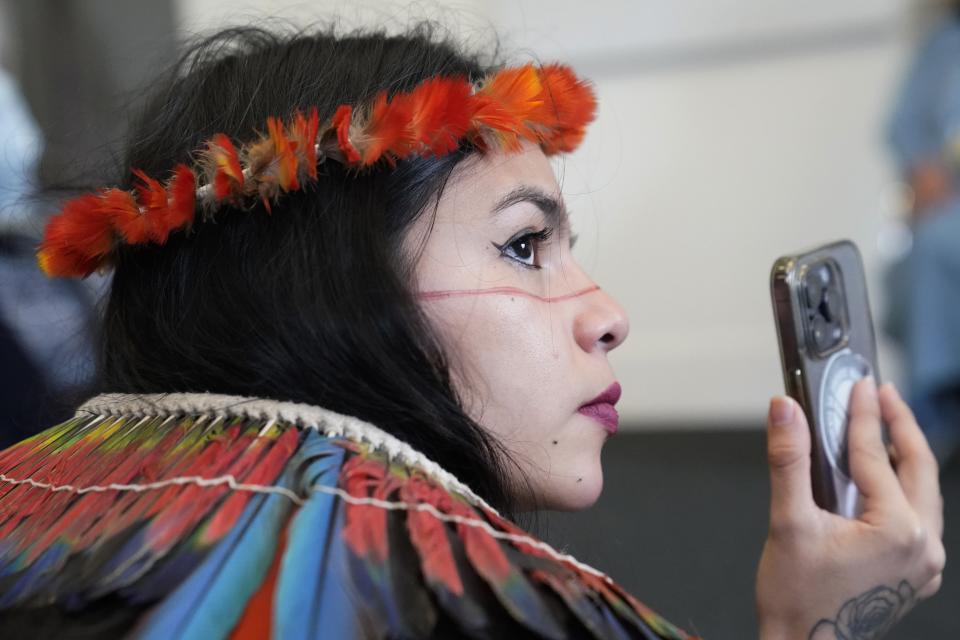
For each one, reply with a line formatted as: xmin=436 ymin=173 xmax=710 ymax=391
xmin=770 ymin=396 xmax=795 ymax=426
xmin=863 ymin=375 xmax=877 ymax=397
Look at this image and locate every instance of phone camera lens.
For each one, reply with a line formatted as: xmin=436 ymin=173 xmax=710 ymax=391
xmin=821 ymin=288 xmax=839 ymax=322
xmin=830 ymin=323 xmax=843 ymax=343
xmin=812 ymin=316 xmax=827 ymax=348
xmin=812 ymin=316 xmax=843 ymax=352
xmin=813 ymin=263 xmax=831 ymax=284
xmin=804 ymin=264 xmax=831 ymax=309
xmin=803 ymin=261 xmax=848 ymax=355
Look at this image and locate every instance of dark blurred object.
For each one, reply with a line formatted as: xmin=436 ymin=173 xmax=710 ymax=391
xmin=0 ymin=51 xmax=104 ymax=446
xmin=0 ymin=233 xmax=102 ymax=448
xmin=0 ymin=312 xmax=56 ymax=445
xmin=884 ymin=9 xmax=960 ymax=465
xmin=4 ymin=0 xmax=177 ymax=187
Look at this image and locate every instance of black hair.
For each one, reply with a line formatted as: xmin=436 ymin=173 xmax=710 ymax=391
xmin=96 ymin=20 xmax=538 ymax=518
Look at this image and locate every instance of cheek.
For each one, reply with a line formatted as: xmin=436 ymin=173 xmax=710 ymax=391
xmin=447 ymin=297 xmax=564 ymax=402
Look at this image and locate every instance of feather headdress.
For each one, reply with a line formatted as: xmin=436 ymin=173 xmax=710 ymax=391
xmin=36 ymin=62 xmax=597 ymax=278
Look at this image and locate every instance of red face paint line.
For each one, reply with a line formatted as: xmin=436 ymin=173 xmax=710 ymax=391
xmin=416 ymin=284 xmax=600 ymax=303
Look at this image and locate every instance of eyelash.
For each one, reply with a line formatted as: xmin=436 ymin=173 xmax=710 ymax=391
xmin=493 ymin=227 xmax=555 ymax=270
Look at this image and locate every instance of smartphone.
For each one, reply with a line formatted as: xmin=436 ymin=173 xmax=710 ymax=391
xmin=770 ymin=239 xmax=884 ymax=518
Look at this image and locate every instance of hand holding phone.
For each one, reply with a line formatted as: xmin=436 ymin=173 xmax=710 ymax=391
xmin=757 ymin=240 xmax=945 ymax=636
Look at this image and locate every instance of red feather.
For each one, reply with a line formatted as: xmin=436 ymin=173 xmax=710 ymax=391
xmin=4 ymin=418 xmax=130 ymax=555
xmin=0 ymin=420 xmax=113 ymax=522
xmin=290 ymin=108 xmax=320 ymax=179
xmin=341 ymin=456 xmax=390 ymax=563
xmin=402 ymin=475 xmax=464 ymax=595
xmin=145 ymin=430 xmax=246 ymax=552
xmin=132 ymin=169 xmax=167 ymax=210
xmin=73 ymin=421 xmax=214 ymax=551
xmin=455 ymin=508 xmax=512 ymax=583
xmin=100 ymin=188 xmax=152 ymax=244
xmin=26 ymin=435 xmax=160 ymax=564
xmin=163 ymin=164 xmax=197 ymax=231
xmin=331 ymin=105 xmax=361 ymax=165
xmin=478 ymin=504 xmax=555 ymax=560
xmin=199 ymin=427 xmax=298 ymax=544
xmin=412 ymin=76 xmax=475 ymax=157
xmin=132 ymin=170 xmax=175 ymax=244
xmin=36 ymin=193 xmax=114 ymax=277
xmin=228 ymin=517 xmax=291 ymax=640
xmin=357 ymin=89 xmax=413 ymax=167
xmin=207 ymin=133 xmax=244 ymax=200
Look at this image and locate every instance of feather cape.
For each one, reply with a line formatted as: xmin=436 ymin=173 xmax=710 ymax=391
xmin=0 ymin=393 xmax=699 ymax=640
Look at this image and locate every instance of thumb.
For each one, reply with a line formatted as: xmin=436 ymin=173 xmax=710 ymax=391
xmin=766 ymin=396 xmax=817 ymax=531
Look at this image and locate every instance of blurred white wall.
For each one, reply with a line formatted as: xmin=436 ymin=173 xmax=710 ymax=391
xmin=174 ymin=0 xmax=922 ymax=427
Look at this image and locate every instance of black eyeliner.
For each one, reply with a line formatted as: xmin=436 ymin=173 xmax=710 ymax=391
xmin=491 ymin=227 xmax=555 ymax=270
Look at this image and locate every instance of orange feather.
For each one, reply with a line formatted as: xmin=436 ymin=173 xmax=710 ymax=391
xmin=534 ymin=64 xmax=597 ymax=154
xmin=472 ymin=64 xmax=544 ymax=152
xmin=267 ymin=116 xmax=299 ymax=192
xmin=206 ymin=134 xmax=244 ymax=201
xmin=290 ymin=108 xmax=320 ymax=179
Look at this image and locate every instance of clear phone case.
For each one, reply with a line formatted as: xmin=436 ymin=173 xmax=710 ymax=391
xmin=770 ymin=239 xmax=884 ymax=517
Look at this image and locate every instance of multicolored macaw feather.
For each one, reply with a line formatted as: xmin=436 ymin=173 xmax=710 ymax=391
xmin=0 ymin=394 xmax=700 ymax=639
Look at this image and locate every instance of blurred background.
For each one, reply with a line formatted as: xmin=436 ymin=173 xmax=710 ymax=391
xmin=1 ymin=0 xmax=957 ymax=636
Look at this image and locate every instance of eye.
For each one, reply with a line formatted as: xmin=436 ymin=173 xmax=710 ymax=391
xmin=494 ymin=228 xmax=554 ymax=269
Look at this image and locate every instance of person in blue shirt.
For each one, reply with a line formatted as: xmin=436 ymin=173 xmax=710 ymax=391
xmin=885 ymin=6 xmax=960 ymax=465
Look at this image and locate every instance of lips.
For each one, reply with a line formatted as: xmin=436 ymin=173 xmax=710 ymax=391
xmin=578 ymin=382 xmax=621 ymax=435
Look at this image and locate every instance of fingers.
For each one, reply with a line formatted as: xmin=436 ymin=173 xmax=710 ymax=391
xmin=766 ymin=396 xmax=817 ymax=531
xmin=847 ymin=377 xmax=906 ymax=509
xmin=879 ymin=382 xmax=944 ymax=537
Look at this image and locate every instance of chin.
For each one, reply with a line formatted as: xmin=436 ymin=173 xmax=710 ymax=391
xmin=544 ymin=466 xmax=604 ymax=512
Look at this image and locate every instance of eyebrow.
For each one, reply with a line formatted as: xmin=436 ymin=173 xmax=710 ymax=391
xmin=490 ymin=185 xmax=569 ymax=228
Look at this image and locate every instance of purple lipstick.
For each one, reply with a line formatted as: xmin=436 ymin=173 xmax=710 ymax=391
xmin=578 ymin=382 xmax=621 ymax=435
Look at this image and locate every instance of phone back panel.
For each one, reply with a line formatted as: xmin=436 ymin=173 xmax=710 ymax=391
xmin=770 ymin=239 xmax=880 ymax=516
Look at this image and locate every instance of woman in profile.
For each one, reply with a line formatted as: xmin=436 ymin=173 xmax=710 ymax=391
xmin=0 ymin=20 xmax=944 ymax=639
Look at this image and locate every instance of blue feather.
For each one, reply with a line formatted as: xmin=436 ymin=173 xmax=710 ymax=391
xmin=132 ymin=443 xmax=304 ymax=640
xmin=0 ymin=543 xmax=67 ymax=606
xmin=273 ymin=431 xmax=357 ymax=639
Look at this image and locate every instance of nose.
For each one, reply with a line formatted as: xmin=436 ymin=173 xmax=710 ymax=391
xmin=573 ymin=285 xmax=630 ymax=354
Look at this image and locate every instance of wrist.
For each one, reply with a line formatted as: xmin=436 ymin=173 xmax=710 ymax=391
xmin=757 ymin=616 xmax=800 ymax=640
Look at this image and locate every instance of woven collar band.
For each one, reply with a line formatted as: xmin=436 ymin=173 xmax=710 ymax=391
xmin=76 ymin=391 xmax=487 ymax=507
